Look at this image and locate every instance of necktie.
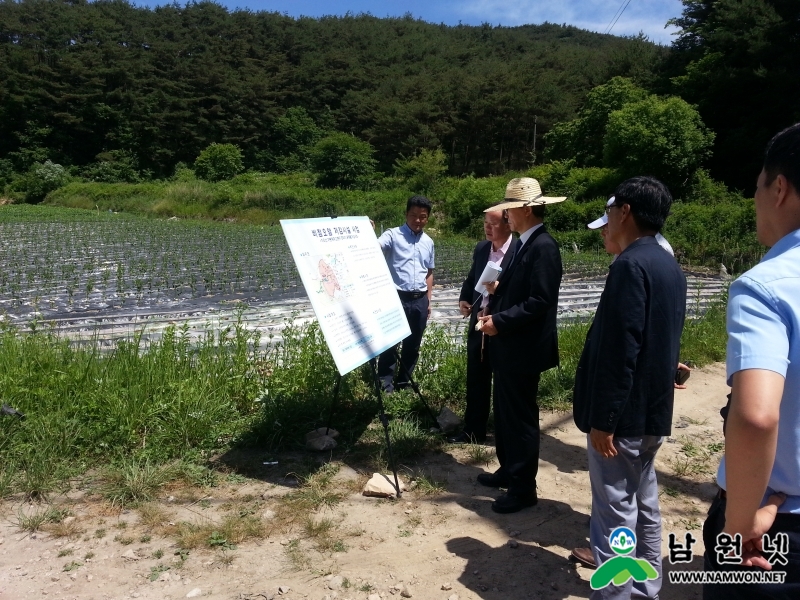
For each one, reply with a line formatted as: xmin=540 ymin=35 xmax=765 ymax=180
xmin=507 ymin=238 xmax=523 ymax=269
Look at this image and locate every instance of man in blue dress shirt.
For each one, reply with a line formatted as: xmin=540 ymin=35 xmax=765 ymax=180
xmin=703 ymin=123 xmax=800 ymax=597
xmin=376 ymin=195 xmax=435 ymax=392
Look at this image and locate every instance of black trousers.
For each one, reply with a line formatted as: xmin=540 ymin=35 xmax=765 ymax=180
xmin=377 ymin=294 xmax=428 ymax=392
xmin=703 ymin=493 xmax=800 ymax=599
xmin=463 ymin=324 xmax=492 ymax=439
xmin=491 ymin=365 xmax=541 ymax=495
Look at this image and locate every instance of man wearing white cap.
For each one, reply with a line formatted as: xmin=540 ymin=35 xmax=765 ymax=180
xmin=475 ymin=177 xmax=564 ymax=513
xmin=573 ymin=176 xmax=686 ymax=599
xmin=587 ymin=196 xmax=674 ymax=257
xmin=570 ymin=194 xmax=688 ymax=572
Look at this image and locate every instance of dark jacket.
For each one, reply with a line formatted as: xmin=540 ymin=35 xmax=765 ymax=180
xmin=458 ymin=238 xmax=516 ymax=334
xmin=572 ymin=236 xmax=687 ymax=436
xmin=487 ymin=225 xmax=562 ymax=373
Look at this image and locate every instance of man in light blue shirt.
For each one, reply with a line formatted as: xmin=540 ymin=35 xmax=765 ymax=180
xmin=704 ymin=123 xmax=800 ymax=597
xmin=376 ymin=195 xmax=435 ymax=392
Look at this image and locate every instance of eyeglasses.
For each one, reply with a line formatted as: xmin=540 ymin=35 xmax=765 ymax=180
xmin=605 ymin=203 xmax=625 ymax=215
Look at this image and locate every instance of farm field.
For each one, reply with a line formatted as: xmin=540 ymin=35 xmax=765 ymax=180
xmin=0 ymin=205 xmax=725 ymax=346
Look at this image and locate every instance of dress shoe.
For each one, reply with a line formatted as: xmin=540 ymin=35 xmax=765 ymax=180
xmin=447 ymin=431 xmax=486 ymax=444
xmin=476 ymin=470 xmax=511 ymax=488
xmin=570 ymin=547 xmax=597 ymax=569
xmin=491 ymin=490 xmax=538 ymax=513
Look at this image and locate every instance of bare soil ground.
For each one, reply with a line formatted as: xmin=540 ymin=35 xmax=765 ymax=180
xmin=0 ymin=363 xmax=729 ymax=600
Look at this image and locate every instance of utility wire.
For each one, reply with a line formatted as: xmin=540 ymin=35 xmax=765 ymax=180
xmin=604 ymin=0 xmax=634 ymax=34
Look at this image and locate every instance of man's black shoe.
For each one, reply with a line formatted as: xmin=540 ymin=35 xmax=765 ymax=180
xmin=447 ymin=431 xmax=486 ymax=444
xmin=477 ymin=471 xmax=511 ymax=488
xmin=491 ymin=490 xmax=538 ymax=514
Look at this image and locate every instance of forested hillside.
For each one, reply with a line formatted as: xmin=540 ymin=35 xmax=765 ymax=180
xmin=0 ymin=0 xmax=664 ymax=177
xmin=663 ymin=0 xmax=800 ymax=190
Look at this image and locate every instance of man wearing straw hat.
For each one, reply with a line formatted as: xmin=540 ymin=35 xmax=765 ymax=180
xmin=475 ymin=177 xmax=564 ymax=513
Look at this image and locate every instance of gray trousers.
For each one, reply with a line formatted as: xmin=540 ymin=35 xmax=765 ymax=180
xmin=588 ymin=434 xmax=664 ymax=600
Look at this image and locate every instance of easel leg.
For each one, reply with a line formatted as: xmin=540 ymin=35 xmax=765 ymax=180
xmin=394 ymin=347 xmax=440 ymax=427
xmin=369 ymin=358 xmax=402 ymax=498
xmin=325 ymin=374 xmax=342 ymax=436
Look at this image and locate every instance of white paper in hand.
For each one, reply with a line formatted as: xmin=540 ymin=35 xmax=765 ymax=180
xmin=475 ymin=261 xmax=502 ymax=295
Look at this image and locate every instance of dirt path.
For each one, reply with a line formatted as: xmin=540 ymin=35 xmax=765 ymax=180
xmin=0 ymin=363 xmax=729 ymax=600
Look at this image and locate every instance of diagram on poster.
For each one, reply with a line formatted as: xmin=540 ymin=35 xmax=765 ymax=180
xmin=280 ymin=216 xmax=411 ymax=375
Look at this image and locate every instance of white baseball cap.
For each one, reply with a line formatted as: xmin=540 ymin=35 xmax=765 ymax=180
xmin=587 ymin=197 xmax=616 ymax=229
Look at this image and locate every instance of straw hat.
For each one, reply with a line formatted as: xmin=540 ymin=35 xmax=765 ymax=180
xmin=484 ymin=177 xmax=567 ymax=212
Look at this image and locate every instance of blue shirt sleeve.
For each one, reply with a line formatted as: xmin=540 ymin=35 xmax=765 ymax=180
xmin=726 ymin=275 xmax=790 ymax=385
xmin=377 ymin=229 xmax=393 ymax=252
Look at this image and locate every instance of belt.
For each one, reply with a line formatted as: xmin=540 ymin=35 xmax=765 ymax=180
xmin=397 ymin=290 xmax=426 ymax=300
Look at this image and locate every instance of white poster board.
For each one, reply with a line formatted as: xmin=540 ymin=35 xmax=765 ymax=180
xmin=280 ymin=216 xmax=412 ymax=376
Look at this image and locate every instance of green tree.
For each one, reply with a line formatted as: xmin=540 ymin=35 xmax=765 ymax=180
xmin=82 ymin=150 xmax=143 ymax=183
xmin=267 ymin=107 xmax=325 ymax=172
xmin=667 ymin=0 xmax=800 ymax=189
xmin=0 ymin=3 xmax=664 ymax=177
xmin=194 ymin=144 xmax=244 ymax=182
xmin=393 ymin=148 xmax=447 ymax=194
xmin=14 ymin=160 xmax=69 ymax=203
xmin=544 ymin=77 xmax=648 ymax=167
xmin=309 ymin=133 xmax=376 ymax=189
xmin=7 ymin=122 xmax=51 ymax=172
xmin=603 ymin=96 xmax=714 ymax=192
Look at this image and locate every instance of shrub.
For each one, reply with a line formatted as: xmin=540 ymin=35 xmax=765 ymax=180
xmin=437 ymin=175 xmax=506 ymax=236
xmin=194 ymin=143 xmax=244 ymax=182
xmin=393 ymin=148 xmax=448 ymax=194
xmin=310 ymin=133 xmax=377 ymax=189
xmin=664 ymin=199 xmax=760 ymax=271
xmin=683 ymin=169 xmax=743 ymax=205
xmin=82 ymin=150 xmax=142 ymax=183
xmin=529 ymin=162 xmax=620 ymax=202
xmin=15 ymin=160 xmax=69 ymax=203
xmin=0 ymin=158 xmax=14 ymax=188
xmin=603 ymin=96 xmax=715 ymax=194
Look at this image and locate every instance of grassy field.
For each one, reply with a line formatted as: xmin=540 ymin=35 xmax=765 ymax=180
xmin=39 ymin=168 xmax=765 ymax=273
xmin=0 ymin=297 xmax=727 ymax=502
xmin=0 ymin=202 xmax=728 ymax=506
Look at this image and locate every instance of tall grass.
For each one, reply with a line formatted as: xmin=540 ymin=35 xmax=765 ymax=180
xmin=0 ymin=297 xmax=728 ymax=497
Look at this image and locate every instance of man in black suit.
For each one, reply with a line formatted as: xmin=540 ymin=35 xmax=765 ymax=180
xmin=573 ymin=176 xmax=686 ymax=599
xmin=448 ymin=210 xmax=514 ymax=444
xmin=476 ymin=177 xmax=565 ymax=513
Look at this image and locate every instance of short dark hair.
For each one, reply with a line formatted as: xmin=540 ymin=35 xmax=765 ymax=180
xmin=531 ymin=205 xmax=546 ymax=219
xmin=406 ymin=195 xmax=432 ymax=214
xmin=763 ymin=123 xmax=800 ymax=191
xmin=612 ymin=176 xmax=672 ymax=232
xmin=484 ymin=210 xmax=508 ymax=223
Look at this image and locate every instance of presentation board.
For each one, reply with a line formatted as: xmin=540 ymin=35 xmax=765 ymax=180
xmin=280 ymin=216 xmax=412 ymax=376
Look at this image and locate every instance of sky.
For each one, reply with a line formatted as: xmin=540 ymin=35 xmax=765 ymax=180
xmin=155 ymin=0 xmax=685 ymax=46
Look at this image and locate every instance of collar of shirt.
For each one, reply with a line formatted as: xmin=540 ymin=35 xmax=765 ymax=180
xmin=762 ymin=227 xmax=800 ymax=262
xmin=488 ymin=234 xmax=513 ymax=263
xmin=518 ymin=222 xmax=543 ymax=247
xmin=400 ymin=223 xmax=423 ymax=239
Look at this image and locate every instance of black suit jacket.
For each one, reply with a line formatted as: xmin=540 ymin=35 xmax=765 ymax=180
xmin=572 ymin=236 xmax=687 ymax=436
xmin=487 ymin=225 xmax=562 ymax=373
xmin=459 ymin=238 xmax=516 ymax=334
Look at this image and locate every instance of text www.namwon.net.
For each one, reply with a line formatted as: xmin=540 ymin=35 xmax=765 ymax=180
xmin=669 ymin=570 xmax=787 ymax=585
